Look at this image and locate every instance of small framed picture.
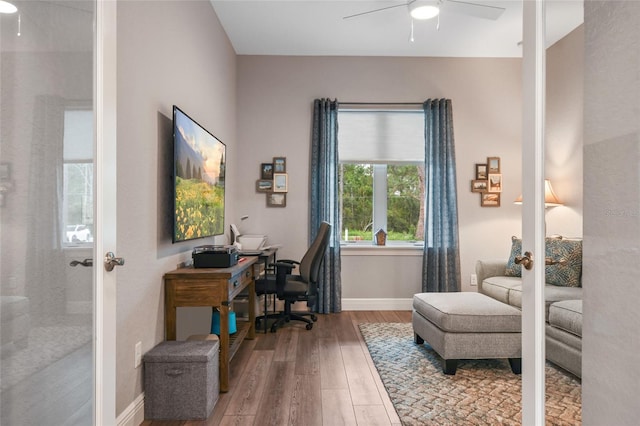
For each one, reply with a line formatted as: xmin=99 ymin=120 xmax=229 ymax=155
xmin=273 ymin=157 xmax=286 ymax=173
xmin=273 ymin=173 xmax=288 ymax=192
xmin=266 ymin=192 xmax=286 ymax=207
xmin=481 ymin=192 xmax=501 ymax=207
xmin=261 ymin=163 xmax=274 ymax=180
xmin=471 ymin=180 xmax=488 ymax=193
xmin=487 ymin=157 xmax=500 ymax=174
xmin=488 ymin=174 xmax=503 ymax=193
xmin=256 ymin=179 xmax=273 ymax=192
xmin=475 ymin=163 xmax=487 ymax=180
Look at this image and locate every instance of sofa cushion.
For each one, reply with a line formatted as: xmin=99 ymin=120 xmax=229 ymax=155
xmin=508 ymin=284 xmax=581 ymax=319
xmin=481 ymin=276 xmax=522 ymax=305
xmin=413 ymin=292 xmax=521 ymax=333
xmin=545 ymin=238 xmax=582 ymax=287
xmin=545 ymin=285 xmax=582 ymax=306
xmin=548 ymin=299 xmax=583 ymax=338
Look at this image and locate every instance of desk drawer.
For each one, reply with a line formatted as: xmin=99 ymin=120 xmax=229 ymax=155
xmin=228 ymin=267 xmax=253 ymax=294
xmin=169 ymin=282 xmax=224 ymax=306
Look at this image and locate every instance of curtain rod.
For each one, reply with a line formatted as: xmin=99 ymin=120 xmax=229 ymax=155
xmin=340 ymin=102 xmax=424 ymax=106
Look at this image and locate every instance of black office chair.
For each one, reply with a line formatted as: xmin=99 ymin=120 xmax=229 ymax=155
xmin=255 ymin=221 xmax=331 ymax=332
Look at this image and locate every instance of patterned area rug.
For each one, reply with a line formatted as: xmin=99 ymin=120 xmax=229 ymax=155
xmin=0 ymin=325 xmax=91 ymax=391
xmin=359 ymin=323 xmax=581 ymax=425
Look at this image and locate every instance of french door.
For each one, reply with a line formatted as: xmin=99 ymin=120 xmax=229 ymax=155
xmin=0 ymin=0 xmax=116 ymax=424
xmin=521 ymin=1 xmax=547 ymax=424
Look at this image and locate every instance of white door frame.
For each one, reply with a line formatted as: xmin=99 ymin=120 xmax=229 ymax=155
xmin=521 ymin=0 xmax=547 ymax=424
xmin=94 ymin=0 xmax=117 ymax=423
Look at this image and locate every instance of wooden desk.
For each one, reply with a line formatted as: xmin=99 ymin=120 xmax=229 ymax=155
xmin=164 ymin=257 xmax=257 ymax=392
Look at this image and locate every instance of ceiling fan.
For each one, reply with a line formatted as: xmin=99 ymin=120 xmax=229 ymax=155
xmin=343 ymin=0 xmax=506 ymax=22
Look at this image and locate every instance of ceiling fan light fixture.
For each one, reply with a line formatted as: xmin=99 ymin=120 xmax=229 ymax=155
xmin=409 ymin=1 xmax=440 ymax=20
xmin=0 ymin=0 xmax=17 ymax=14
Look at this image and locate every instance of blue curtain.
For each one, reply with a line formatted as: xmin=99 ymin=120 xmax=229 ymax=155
xmin=422 ymin=99 xmax=462 ymax=292
xmin=310 ymin=98 xmax=342 ymax=313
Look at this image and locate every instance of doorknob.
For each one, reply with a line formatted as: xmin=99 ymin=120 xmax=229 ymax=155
xmin=70 ymin=258 xmax=93 ymax=267
xmin=514 ymin=251 xmax=534 ymax=270
xmin=104 ymin=252 xmax=125 ymax=272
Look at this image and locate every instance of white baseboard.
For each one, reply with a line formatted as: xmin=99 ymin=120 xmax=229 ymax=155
xmin=342 ymin=298 xmax=413 ymax=311
xmin=117 ymin=392 xmax=144 ymax=426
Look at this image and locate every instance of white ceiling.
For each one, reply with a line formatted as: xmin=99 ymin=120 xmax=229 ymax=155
xmin=210 ymin=0 xmax=584 ymax=58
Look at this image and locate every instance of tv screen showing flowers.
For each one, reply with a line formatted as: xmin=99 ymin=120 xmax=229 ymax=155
xmin=172 ymin=106 xmax=226 ymax=243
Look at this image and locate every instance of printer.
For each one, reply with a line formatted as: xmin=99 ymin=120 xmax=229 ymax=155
xmin=192 ymin=245 xmax=238 ymax=268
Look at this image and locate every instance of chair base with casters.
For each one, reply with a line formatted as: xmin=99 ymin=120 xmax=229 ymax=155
xmin=255 ymin=275 xmax=319 ymax=332
xmin=254 ymin=221 xmax=331 ymax=333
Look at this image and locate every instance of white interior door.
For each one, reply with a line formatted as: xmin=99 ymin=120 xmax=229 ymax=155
xmin=0 ymin=1 xmax=116 ymax=424
xmin=94 ymin=0 xmax=117 ymax=423
xmin=521 ymin=1 xmax=548 ymax=424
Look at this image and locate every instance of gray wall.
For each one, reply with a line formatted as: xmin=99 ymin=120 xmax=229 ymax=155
xmin=115 ymin=0 xmax=237 ymax=416
xmin=546 ymin=25 xmax=584 ymax=238
xmin=583 ymin=1 xmax=640 ymax=423
xmin=236 ymin=55 xmax=524 ymax=298
xmin=236 ymin=46 xmax=584 ymax=301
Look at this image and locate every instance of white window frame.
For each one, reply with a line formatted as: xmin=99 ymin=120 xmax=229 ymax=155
xmin=62 ymin=107 xmax=94 ymax=247
xmin=338 ymin=107 xmax=425 ymax=248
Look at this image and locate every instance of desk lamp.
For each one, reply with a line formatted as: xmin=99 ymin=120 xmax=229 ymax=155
xmin=230 ymin=215 xmax=249 ymax=245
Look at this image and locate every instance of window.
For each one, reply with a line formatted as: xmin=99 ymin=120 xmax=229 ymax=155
xmin=62 ymin=109 xmax=94 ymax=246
xmin=338 ymin=109 xmax=425 ymax=244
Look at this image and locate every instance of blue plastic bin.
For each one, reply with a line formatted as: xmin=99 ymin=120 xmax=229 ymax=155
xmin=211 ymin=309 xmax=237 ymax=335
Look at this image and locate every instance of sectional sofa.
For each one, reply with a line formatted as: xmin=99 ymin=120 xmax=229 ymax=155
xmin=475 ymin=236 xmax=583 ymax=378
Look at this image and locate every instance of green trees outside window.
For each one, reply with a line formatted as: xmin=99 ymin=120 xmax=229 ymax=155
xmin=340 ymin=163 xmax=425 ymax=242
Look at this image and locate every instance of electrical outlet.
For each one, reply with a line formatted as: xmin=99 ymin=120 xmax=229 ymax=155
xmin=135 ymin=341 xmax=142 ymax=368
xmin=470 ymin=274 xmax=478 ymax=286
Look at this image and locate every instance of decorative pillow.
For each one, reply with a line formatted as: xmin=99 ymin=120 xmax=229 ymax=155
xmin=545 ymin=238 xmax=582 ymax=287
xmin=505 ymin=236 xmax=523 ymax=277
xmin=504 ymin=235 xmax=575 ymax=283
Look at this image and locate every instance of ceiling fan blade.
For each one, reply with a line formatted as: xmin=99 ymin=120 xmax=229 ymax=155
xmin=444 ymin=0 xmax=505 ymax=20
xmin=343 ymin=3 xmax=409 ymax=20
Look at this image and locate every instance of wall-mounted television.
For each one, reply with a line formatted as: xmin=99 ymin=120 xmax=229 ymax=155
xmin=172 ymin=105 xmax=226 ymax=243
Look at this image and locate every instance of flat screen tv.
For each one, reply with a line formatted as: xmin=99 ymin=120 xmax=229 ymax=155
xmin=172 ymin=105 xmax=226 ymax=243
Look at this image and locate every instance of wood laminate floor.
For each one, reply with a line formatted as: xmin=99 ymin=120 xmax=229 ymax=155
xmin=142 ymin=310 xmax=410 ymax=426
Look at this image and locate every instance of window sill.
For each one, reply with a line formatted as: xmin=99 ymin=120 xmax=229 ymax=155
xmin=63 ymin=243 xmax=93 ymax=250
xmin=340 ymin=242 xmax=423 ymax=256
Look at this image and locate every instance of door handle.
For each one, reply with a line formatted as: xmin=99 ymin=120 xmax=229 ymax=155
xmin=104 ymin=252 xmax=125 ymax=272
xmin=70 ymin=258 xmax=93 ymax=267
xmin=514 ymin=251 xmax=534 ymax=270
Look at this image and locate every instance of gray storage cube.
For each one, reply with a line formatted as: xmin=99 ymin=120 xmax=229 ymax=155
xmin=144 ymin=340 xmax=219 ymax=420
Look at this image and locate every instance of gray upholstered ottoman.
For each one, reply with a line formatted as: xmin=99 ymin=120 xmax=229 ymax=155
xmin=144 ymin=340 xmax=219 ymax=420
xmin=412 ymin=292 xmax=522 ymax=375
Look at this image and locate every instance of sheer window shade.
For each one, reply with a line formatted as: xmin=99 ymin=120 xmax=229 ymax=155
xmin=338 ymin=110 xmax=425 ymax=164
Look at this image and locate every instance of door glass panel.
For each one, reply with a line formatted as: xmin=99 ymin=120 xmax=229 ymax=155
xmin=0 ymin=1 xmax=95 ymax=424
xmin=544 ymin=0 xmax=584 ymax=422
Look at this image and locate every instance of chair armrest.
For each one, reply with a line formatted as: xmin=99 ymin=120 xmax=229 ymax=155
xmin=273 ymin=260 xmax=299 ymax=273
xmin=270 ymin=260 xmax=301 ymax=297
xmin=275 ymin=259 xmax=300 ymax=266
xmin=475 ymin=260 xmax=508 ymax=293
